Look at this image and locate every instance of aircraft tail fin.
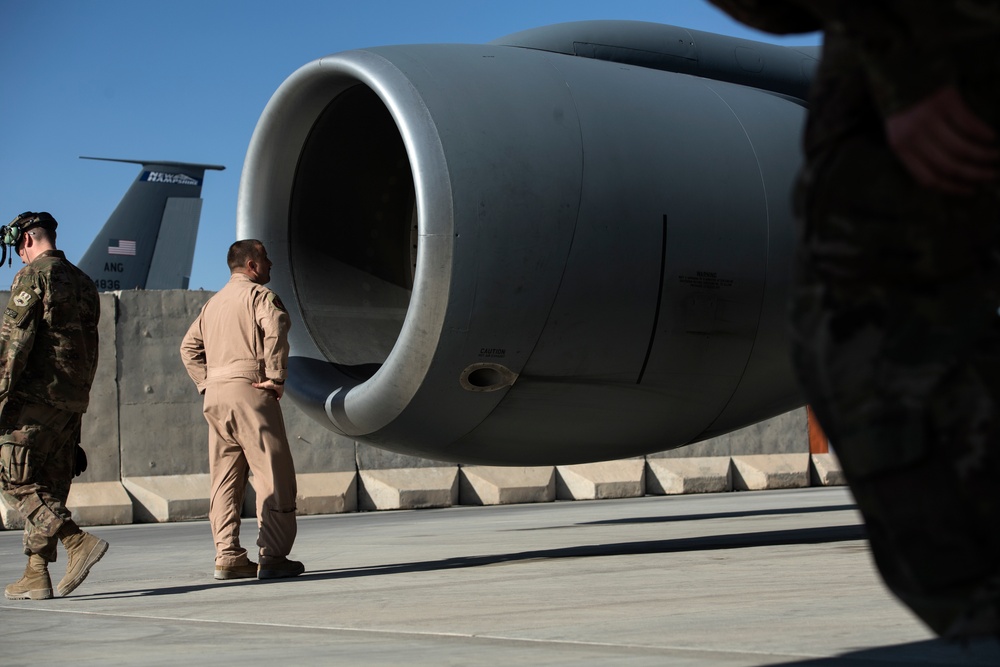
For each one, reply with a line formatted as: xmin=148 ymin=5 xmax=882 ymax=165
xmin=77 ymin=157 xmax=225 ymax=290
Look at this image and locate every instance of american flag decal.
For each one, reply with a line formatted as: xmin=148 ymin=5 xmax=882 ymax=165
xmin=108 ymin=239 xmax=136 ymax=256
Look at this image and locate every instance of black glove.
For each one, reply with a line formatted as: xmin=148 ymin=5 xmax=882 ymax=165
xmin=73 ymin=443 xmax=88 ymax=477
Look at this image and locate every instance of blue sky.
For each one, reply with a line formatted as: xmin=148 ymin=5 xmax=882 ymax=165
xmin=0 ymin=1 xmax=819 ymax=291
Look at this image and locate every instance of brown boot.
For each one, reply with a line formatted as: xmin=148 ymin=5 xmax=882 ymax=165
xmin=258 ymin=557 xmax=305 ymax=580
xmin=4 ymin=554 xmax=53 ymax=600
xmin=58 ymin=530 xmax=109 ymax=597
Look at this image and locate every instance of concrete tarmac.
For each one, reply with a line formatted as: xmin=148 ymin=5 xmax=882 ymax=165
xmin=1 ymin=487 xmax=998 ymax=666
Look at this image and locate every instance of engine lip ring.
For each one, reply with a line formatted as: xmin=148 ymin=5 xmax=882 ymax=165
xmin=238 ymin=49 xmax=455 ymax=435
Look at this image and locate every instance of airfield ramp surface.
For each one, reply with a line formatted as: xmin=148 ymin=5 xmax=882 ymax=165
xmin=2 ymin=487 xmax=998 ymax=666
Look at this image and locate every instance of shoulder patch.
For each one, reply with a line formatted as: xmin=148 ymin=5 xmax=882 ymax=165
xmin=4 ymin=288 xmax=40 ymax=328
xmin=267 ymin=291 xmax=287 ymax=313
xmin=12 ymin=290 xmax=34 ymax=308
xmin=3 ymin=284 xmax=42 ymax=328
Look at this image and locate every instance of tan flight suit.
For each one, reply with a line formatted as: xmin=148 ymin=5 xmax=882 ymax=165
xmin=179 ymin=273 xmax=297 ymax=567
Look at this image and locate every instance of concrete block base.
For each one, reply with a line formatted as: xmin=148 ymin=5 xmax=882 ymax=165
xmin=556 ymin=460 xmax=645 ymax=500
xmin=646 ymin=457 xmax=732 ymax=495
xmin=359 ymin=467 xmax=459 ymax=511
xmin=296 ymin=471 xmax=358 ymax=515
xmin=124 ymin=474 xmax=211 ymax=522
xmin=731 ymin=454 xmax=810 ymax=491
xmin=459 ymin=466 xmax=555 ymax=505
xmin=67 ymin=481 xmax=133 ymax=526
xmin=811 ymin=453 xmax=846 ymax=487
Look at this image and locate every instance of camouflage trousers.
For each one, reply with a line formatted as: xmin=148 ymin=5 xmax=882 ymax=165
xmin=790 ymin=134 xmax=1000 ymax=638
xmin=0 ymin=398 xmax=82 ymax=562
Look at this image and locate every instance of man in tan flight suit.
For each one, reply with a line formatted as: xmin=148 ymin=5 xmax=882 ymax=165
xmin=180 ymin=239 xmax=304 ymax=580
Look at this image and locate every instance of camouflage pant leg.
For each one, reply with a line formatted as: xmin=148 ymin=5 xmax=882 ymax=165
xmin=0 ymin=399 xmax=81 ymax=562
xmin=791 ymin=136 xmax=1000 ymax=638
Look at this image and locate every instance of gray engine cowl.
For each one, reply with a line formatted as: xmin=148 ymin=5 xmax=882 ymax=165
xmin=237 ymin=21 xmax=815 ymax=464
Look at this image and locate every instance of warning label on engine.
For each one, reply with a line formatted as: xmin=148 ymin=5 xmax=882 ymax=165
xmin=677 ymin=271 xmax=733 ymax=290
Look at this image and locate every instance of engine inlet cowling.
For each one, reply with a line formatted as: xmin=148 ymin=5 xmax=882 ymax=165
xmin=238 ymin=22 xmax=813 ymax=464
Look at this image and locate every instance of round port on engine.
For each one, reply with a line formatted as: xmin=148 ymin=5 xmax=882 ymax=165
xmin=460 ymin=363 xmax=518 ymax=392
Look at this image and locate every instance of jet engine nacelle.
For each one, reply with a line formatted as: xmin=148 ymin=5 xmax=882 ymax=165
xmin=238 ymin=21 xmax=817 ymax=465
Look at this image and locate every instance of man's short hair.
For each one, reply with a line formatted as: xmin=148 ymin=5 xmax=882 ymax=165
xmin=227 ymin=239 xmax=264 ymax=272
xmin=27 ymin=226 xmax=56 ymax=246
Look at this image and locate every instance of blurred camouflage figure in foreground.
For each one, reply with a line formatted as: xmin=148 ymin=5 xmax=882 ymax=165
xmin=708 ymin=0 xmax=1000 ymax=639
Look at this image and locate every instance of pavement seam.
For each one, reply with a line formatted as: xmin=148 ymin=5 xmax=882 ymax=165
xmin=0 ymin=604 xmax=828 ymax=660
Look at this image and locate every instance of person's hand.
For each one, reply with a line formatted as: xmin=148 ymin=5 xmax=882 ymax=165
xmin=252 ymin=379 xmax=284 ymax=400
xmin=886 ymin=85 xmax=999 ymax=195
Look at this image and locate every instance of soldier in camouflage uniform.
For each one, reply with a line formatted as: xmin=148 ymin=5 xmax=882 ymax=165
xmin=708 ymin=1 xmax=1000 ymax=638
xmin=0 ymin=211 xmax=108 ymax=600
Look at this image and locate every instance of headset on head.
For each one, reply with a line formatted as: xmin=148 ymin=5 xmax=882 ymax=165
xmin=0 ymin=212 xmax=57 ymax=267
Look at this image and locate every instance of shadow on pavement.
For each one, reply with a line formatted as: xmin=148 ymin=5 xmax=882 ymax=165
xmin=78 ymin=523 xmax=865 ymax=600
xmin=764 ymin=638 xmax=1000 ymax=666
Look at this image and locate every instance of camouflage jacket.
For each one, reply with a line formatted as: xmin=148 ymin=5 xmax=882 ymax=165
xmin=707 ymin=1 xmax=1000 ymax=157
xmin=0 ymin=250 xmax=100 ymax=412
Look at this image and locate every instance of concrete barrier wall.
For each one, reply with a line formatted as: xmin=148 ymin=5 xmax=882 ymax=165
xmin=0 ymin=289 xmax=840 ymax=530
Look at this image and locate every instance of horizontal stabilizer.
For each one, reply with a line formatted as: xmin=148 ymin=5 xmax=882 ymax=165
xmin=80 ymin=156 xmax=226 ymax=173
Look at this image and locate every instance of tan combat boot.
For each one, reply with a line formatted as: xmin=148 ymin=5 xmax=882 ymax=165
xmin=4 ymin=554 xmax=53 ymax=600
xmin=58 ymin=530 xmax=109 ymax=597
